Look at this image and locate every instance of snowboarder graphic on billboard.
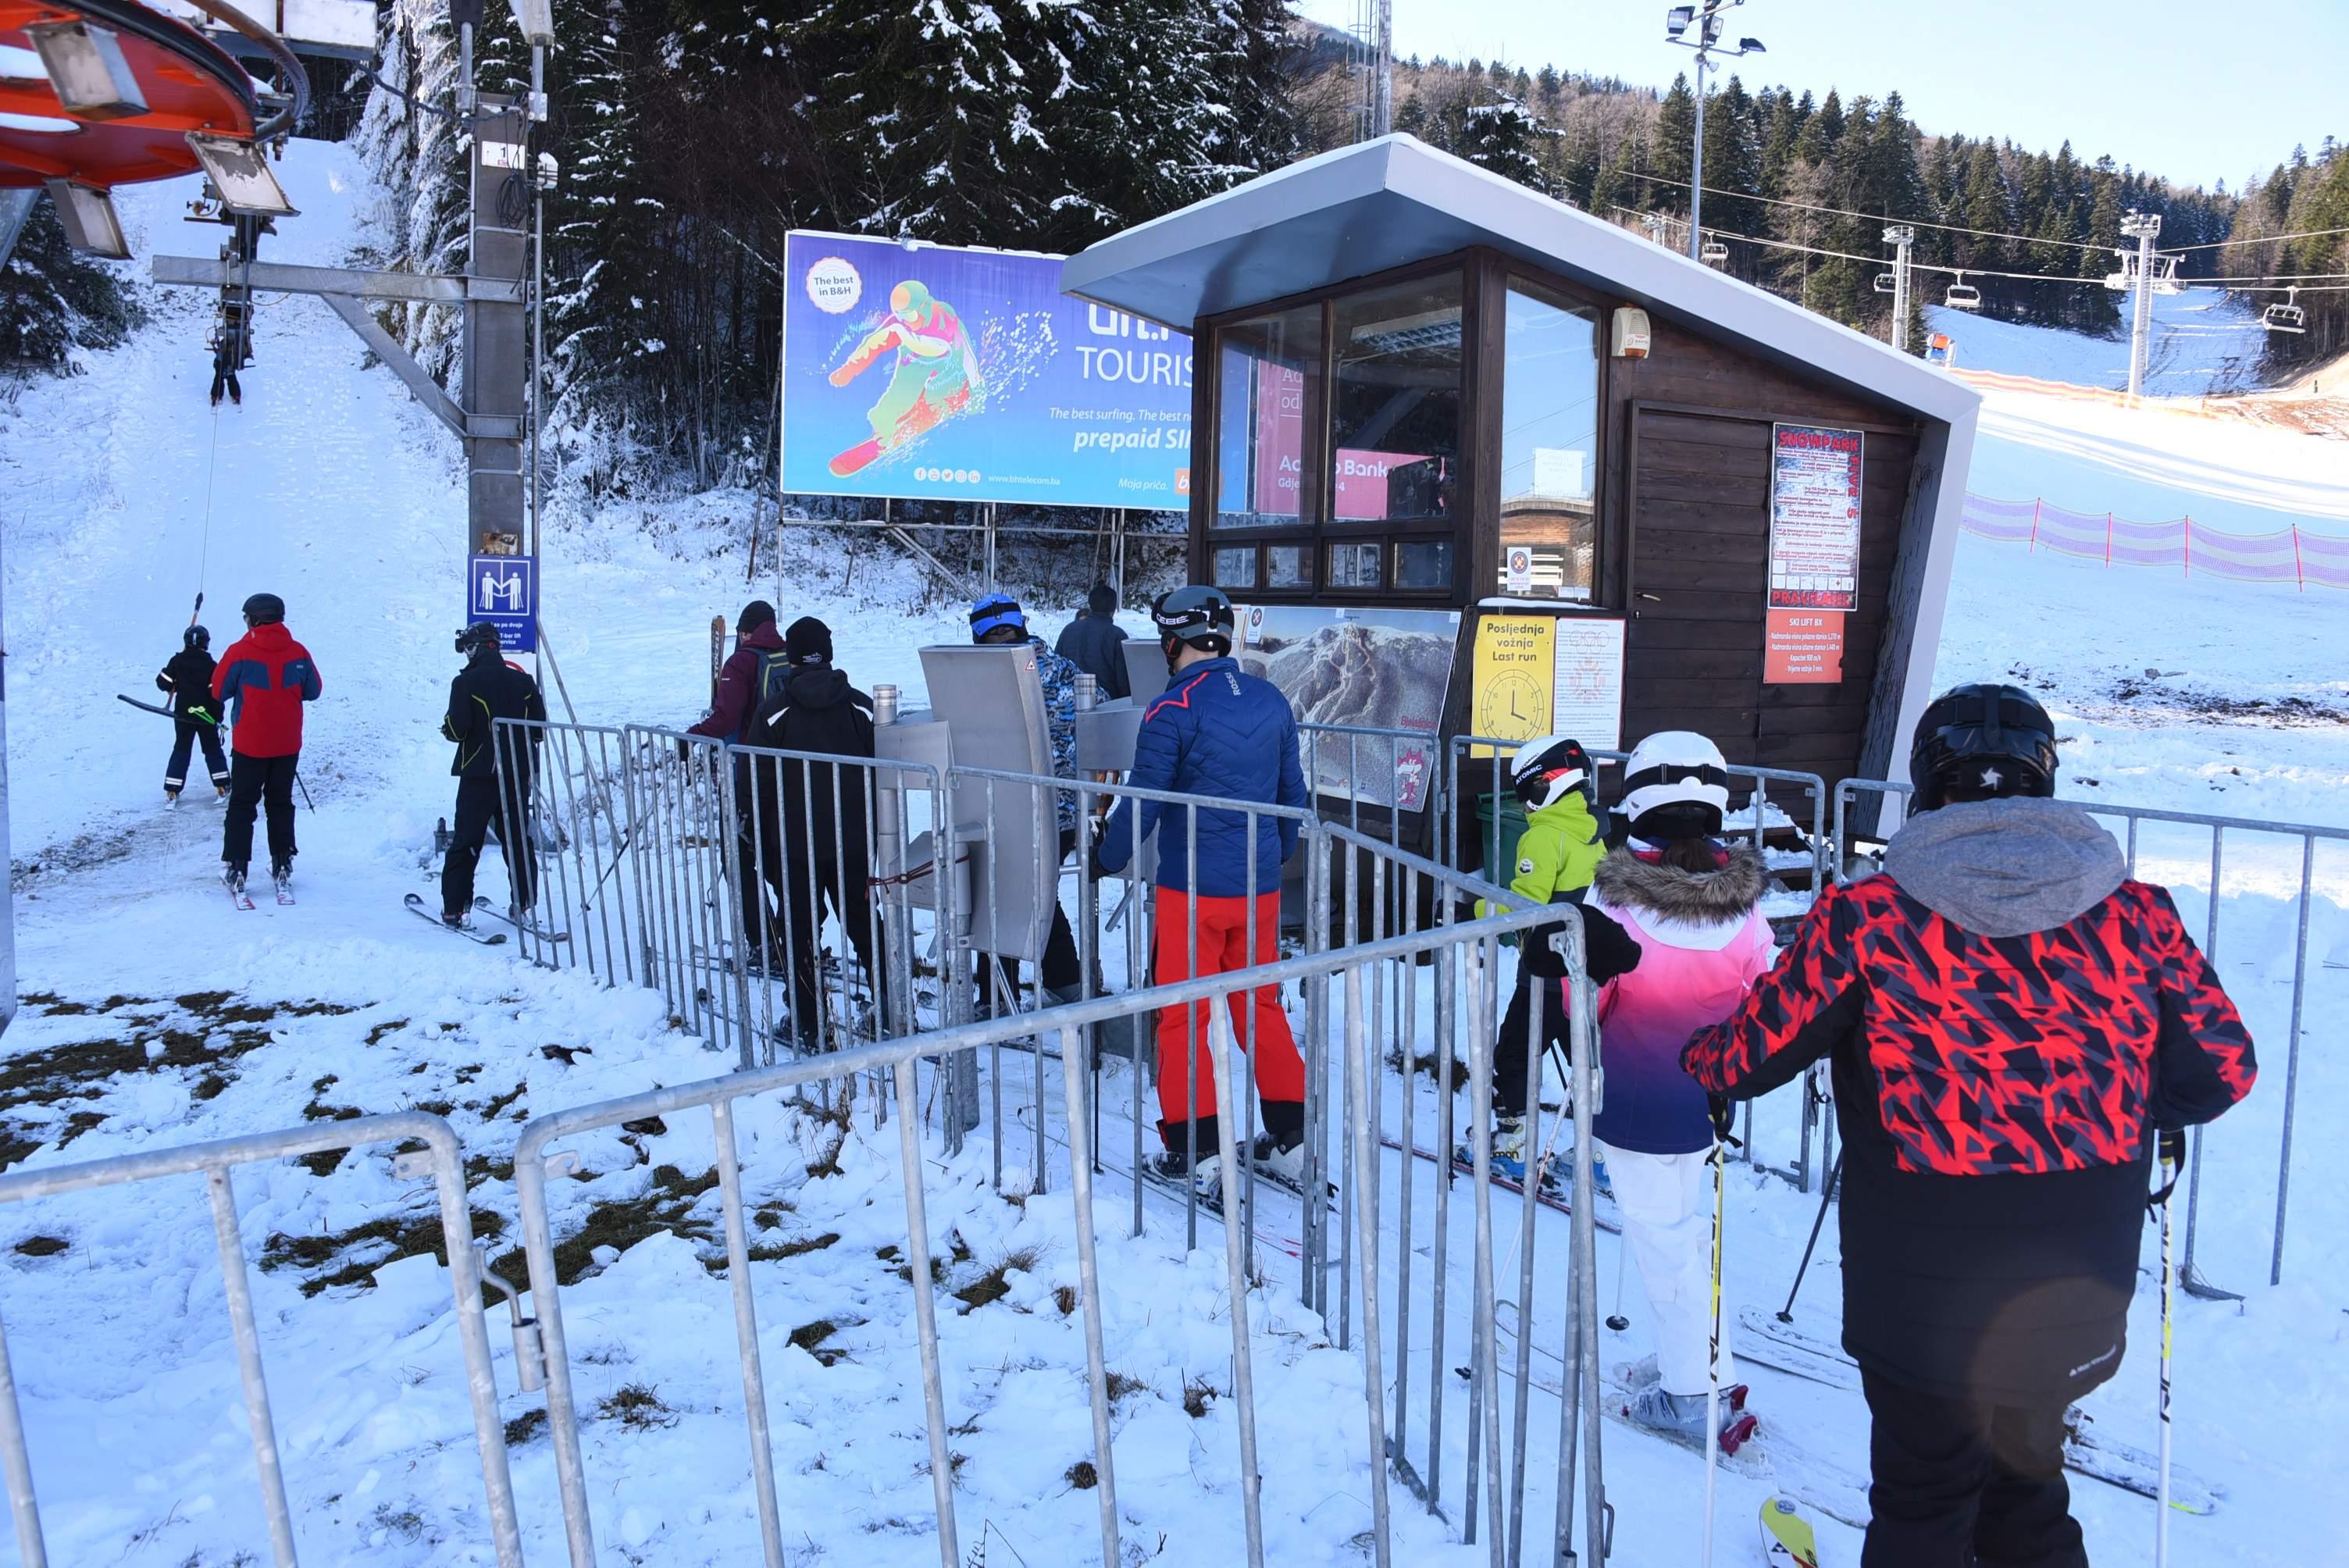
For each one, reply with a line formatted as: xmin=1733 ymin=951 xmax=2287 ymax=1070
xmin=826 ymin=280 xmax=983 ymax=476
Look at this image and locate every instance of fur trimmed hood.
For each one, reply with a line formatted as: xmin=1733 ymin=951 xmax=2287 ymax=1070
xmin=1592 ymin=842 xmax=1770 ymax=924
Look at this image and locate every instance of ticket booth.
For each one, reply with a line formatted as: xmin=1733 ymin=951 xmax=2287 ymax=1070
xmin=1062 ymin=136 xmax=1982 ymax=857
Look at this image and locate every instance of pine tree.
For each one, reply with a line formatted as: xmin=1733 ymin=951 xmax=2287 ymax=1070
xmin=0 ymin=195 xmax=140 ymax=369
xmin=1462 ymin=96 xmax=1549 ymax=193
xmin=1653 ymin=73 xmax=1695 ymax=212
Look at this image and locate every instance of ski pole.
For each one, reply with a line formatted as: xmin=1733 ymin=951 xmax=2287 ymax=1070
xmin=1702 ymin=1119 xmax=1727 ymax=1568
xmin=1605 ymin=1235 xmax=1630 ymax=1332
xmin=294 ymin=768 xmax=315 ymax=813
xmin=1777 ymin=1150 xmax=1845 ymax=1323
xmin=2154 ymin=1126 xmax=2183 ymax=1568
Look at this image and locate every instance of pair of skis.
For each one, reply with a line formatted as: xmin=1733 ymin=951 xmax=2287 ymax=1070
xmin=226 ymin=871 xmax=292 ymax=911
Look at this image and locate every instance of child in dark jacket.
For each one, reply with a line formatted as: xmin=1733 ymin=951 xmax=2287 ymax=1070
xmin=157 ymin=624 xmax=229 ymax=801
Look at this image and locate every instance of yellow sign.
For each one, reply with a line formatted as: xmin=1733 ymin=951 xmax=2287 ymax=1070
xmin=1470 ymin=615 xmax=1556 ymax=757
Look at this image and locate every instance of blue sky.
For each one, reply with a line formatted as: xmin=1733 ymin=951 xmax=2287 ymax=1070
xmin=1294 ymin=0 xmax=2345 ymax=193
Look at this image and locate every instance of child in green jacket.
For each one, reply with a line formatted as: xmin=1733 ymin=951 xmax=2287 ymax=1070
xmin=1469 ymin=734 xmax=1636 ymax=1181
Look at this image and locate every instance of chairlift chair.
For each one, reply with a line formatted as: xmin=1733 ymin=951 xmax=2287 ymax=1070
xmin=2104 ymin=251 xmax=2133 ymax=292
xmin=1700 ymin=234 xmax=1730 ymax=266
xmin=2152 ymin=255 xmax=2183 ymax=296
xmin=1945 ymin=272 xmax=1982 ymax=311
xmin=2263 ymin=287 xmax=2308 ymax=335
xmin=1873 ymin=273 xmax=1897 ymax=295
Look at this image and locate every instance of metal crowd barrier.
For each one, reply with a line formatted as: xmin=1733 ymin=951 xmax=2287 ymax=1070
xmin=511 ymin=889 xmax=1597 ymax=1568
xmin=1445 ymin=732 xmax=1834 ymax=1193
xmin=1298 ymin=719 xmax=1439 ymax=852
xmin=1318 ymin=823 xmax=1610 ymax=1566
xmin=1835 ymin=775 xmax=2340 ymax=1295
xmin=0 ymin=1114 xmax=522 ymax=1566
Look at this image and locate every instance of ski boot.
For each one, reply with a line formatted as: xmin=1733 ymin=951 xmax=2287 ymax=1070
xmin=270 ymin=859 xmax=294 ymax=901
xmin=222 ymin=862 xmax=247 ymax=895
xmin=1458 ymin=1116 xmax=1553 ymax=1188
xmin=1146 ymin=1117 xmax=1223 ymax=1203
xmin=166 ymin=786 xmax=181 ymax=807
xmin=442 ymin=908 xmax=473 ymax=932
xmin=1249 ymin=1131 xmax=1308 ymax=1191
xmin=1621 ymin=1383 xmax=1758 ymax=1456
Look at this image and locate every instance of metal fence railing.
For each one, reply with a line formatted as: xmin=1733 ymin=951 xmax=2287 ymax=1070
xmin=512 ymin=889 xmax=1604 ymax=1568
xmin=0 ymin=1114 xmax=522 ymax=1567
xmin=1835 ymin=776 xmax=2340 ymax=1297
xmin=1445 ymin=732 xmax=1835 ymax=1193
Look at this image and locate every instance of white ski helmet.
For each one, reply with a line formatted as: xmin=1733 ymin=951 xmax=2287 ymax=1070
xmin=1616 ymin=731 xmax=1731 ymax=839
xmin=1510 ymin=733 xmax=1596 ymax=812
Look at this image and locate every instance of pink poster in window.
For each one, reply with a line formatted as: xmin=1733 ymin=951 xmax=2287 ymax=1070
xmin=1332 ymin=449 xmax=1433 ymax=519
xmin=1251 ymin=362 xmax=1305 ymax=518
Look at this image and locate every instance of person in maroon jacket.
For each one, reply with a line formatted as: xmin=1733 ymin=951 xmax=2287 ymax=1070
xmin=210 ymin=592 xmax=322 ymax=896
xmin=690 ymin=601 xmax=791 ymax=963
xmin=1682 ymin=683 xmax=2256 ymax=1568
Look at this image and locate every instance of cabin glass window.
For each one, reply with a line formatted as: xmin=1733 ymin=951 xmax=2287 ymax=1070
xmin=1212 ymin=305 xmax=1322 ymax=530
xmin=1328 ymin=274 xmax=1463 ymax=530
xmin=1495 ymin=279 xmax=1599 ymax=602
xmin=1267 ymin=543 xmax=1313 ymax=589
xmin=1212 ymin=545 xmax=1258 ymax=589
xmin=1328 ymin=540 xmax=1382 ymax=590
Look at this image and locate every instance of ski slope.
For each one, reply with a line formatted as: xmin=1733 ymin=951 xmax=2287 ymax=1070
xmin=0 ymin=141 xmax=2344 ymax=1566
xmin=1923 ymin=287 xmax=2273 ymax=397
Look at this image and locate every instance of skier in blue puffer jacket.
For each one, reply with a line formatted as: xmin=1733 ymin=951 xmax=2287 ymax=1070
xmin=1093 ymin=586 xmax=1311 ymax=1199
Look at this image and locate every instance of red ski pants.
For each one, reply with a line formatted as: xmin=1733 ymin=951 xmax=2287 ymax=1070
xmin=1151 ymin=889 xmax=1303 ymax=1123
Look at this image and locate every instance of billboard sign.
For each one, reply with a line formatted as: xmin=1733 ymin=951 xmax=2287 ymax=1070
xmin=467 ymin=554 xmax=535 ymax=654
xmin=780 ymin=230 xmax=1194 ymax=510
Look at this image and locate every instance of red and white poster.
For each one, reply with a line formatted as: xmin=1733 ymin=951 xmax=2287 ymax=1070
xmin=1764 ymin=608 xmax=1845 ymax=684
xmin=1768 ymin=424 xmax=1863 ymax=611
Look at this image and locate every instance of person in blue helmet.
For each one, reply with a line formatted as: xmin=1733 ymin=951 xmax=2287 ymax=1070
xmin=970 ymin=593 xmax=1087 ymax=1007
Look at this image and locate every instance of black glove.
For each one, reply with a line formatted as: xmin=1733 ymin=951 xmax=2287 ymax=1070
xmin=1087 ymin=838 xmax=1116 ymax=882
xmin=1706 ymin=1092 xmax=1739 ymax=1145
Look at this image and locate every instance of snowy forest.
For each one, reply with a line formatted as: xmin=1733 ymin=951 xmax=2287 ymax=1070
xmin=5 ymin=5 xmax=2342 ymax=487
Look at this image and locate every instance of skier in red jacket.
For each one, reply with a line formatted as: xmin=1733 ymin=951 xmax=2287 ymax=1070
xmin=211 ymin=592 xmax=321 ymax=898
xmin=1682 ymin=683 xmax=2256 ymax=1568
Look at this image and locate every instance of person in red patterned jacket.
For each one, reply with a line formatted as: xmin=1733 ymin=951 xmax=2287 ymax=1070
xmin=1683 ymin=683 xmax=2255 ymax=1568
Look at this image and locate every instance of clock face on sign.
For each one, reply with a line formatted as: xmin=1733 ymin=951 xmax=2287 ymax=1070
xmin=1477 ymin=671 xmax=1545 ymax=741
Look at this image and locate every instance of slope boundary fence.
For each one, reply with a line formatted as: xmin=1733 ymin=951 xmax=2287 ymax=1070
xmin=1960 ymin=492 xmax=2349 ymax=590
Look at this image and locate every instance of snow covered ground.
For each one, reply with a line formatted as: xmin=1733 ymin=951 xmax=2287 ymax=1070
xmin=0 ymin=140 xmax=2344 ymax=1566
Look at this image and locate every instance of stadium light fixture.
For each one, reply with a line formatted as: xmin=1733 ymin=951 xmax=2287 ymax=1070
xmin=1665 ymin=0 xmax=1766 ymax=264
xmin=506 ymin=0 xmax=555 ymax=48
xmin=1666 ymin=6 xmax=1695 ymax=35
xmin=24 ymin=20 xmax=147 ymax=121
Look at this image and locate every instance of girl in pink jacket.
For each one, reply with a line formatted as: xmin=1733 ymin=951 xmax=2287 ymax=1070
xmin=1581 ymin=731 xmax=1776 ymax=1453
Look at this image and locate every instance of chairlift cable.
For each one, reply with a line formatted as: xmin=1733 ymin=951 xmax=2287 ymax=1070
xmin=2173 ymin=224 xmax=2349 ymax=253
xmin=1610 ymin=208 xmax=2349 ymax=293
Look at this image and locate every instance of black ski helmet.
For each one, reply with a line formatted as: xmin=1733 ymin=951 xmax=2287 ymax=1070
xmin=1510 ymin=733 xmax=1596 ymax=812
xmin=241 ymin=592 xmax=285 ymax=626
xmin=1151 ymin=585 xmax=1235 ymax=657
xmin=184 ymin=624 xmax=210 ymax=651
xmin=455 ymin=622 xmax=501 ymax=657
xmin=1909 ymin=682 xmax=2058 ymax=812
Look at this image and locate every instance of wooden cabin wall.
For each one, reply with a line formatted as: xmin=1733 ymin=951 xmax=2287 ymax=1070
xmin=1601 ymin=316 xmax=1923 ymax=792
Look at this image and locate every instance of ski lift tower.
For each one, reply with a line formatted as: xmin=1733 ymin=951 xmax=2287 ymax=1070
xmin=1884 ymin=225 xmax=1915 ymax=352
xmin=2120 ymin=208 xmax=2162 ymax=401
xmin=148 ymin=0 xmax=559 ymax=665
xmin=1665 ymin=0 xmax=1765 ymax=263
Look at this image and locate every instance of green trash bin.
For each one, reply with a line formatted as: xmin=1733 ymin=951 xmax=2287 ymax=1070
xmin=1474 ymin=792 xmax=1530 ymax=887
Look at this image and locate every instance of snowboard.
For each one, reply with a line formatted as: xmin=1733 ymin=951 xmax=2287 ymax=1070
xmin=1759 ymin=1495 xmax=1823 ymax=1566
xmin=829 ymin=437 xmax=886 ymax=478
xmin=405 ymin=892 xmax=508 ymax=945
xmin=1735 ymin=1309 xmax=2222 ymax=1513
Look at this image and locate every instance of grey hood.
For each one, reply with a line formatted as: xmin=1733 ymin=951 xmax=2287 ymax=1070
xmin=1882 ymin=796 xmax=2126 ymax=938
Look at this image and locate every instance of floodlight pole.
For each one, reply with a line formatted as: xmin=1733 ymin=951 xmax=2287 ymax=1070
xmin=2122 ymin=208 xmax=2162 ymax=402
xmin=1667 ymin=1 xmax=1761 ymax=264
xmin=1885 ymin=225 xmax=1915 ymax=353
xmin=1689 ymin=51 xmax=1706 ymax=261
